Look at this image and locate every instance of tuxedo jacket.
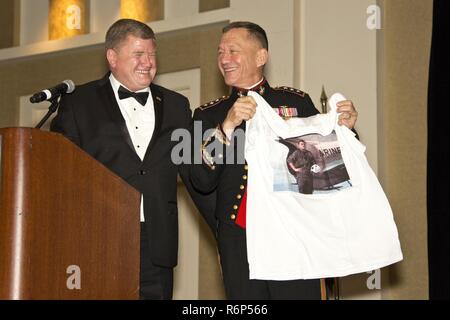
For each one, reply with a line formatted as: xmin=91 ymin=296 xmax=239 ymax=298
xmin=51 ymin=73 xmax=211 ymax=268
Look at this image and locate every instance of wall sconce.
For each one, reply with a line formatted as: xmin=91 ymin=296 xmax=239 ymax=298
xmin=120 ymin=0 xmax=164 ymax=23
xmin=49 ymin=0 xmax=89 ymax=41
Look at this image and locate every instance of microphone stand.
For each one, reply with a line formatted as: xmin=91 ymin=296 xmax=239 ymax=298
xmin=35 ymin=97 xmax=60 ymax=129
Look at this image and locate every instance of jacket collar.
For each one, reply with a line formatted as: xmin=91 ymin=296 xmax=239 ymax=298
xmin=97 ymin=73 xmax=164 ymax=163
xmin=142 ymin=83 xmax=164 ymax=162
xmin=231 ymin=77 xmax=269 ymax=98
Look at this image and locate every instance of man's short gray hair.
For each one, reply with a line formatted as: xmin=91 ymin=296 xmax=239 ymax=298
xmin=105 ymin=19 xmax=155 ymax=50
xmin=223 ymin=21 xmax=268 ymax=50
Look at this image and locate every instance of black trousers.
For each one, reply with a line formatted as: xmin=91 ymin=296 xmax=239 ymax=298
xmin=217 ymin=222 xmax=321 ymax=300
xmin=296 ymin=174 xmax=314 ymax=194
xmin=140 ymin=223 xmax=173 ymax=300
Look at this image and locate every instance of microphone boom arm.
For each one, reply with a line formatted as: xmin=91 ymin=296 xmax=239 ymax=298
xmin=35 ymin=97 xmax=60 ymax=129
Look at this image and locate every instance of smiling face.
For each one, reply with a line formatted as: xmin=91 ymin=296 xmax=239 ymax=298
xmin=217 ymin=28 xmax=268 ymax=88
xmin=107 ymin=34 xmax=157 ymax=91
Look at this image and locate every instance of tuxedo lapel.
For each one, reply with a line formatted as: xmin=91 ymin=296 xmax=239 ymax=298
xmin=97 ymin=74 xmax=140 ymax=161
xmin=143 ymin=84 xmax=164 ymax=162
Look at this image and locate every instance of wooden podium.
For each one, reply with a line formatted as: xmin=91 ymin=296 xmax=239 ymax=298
xmin=0 ymin=128 xmax=140 ymax=299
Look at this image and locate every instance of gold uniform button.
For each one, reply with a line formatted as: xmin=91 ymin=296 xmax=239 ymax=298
xmin=242 ymin=175 xmax=247 ymax=180
xmin=237 ymin=194 xmax=242 ymax=200
xmin=230 ymin=214 xmax=236 ymax=220
xmin=240 ymin=185 xmax=245 ymax=190
xmin=233 ymin=205 xmax=238 ymax=210
xmin=244 ymin=165 xmax=249 ymax=170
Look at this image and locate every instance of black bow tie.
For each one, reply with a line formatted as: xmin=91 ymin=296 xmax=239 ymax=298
xmin=118 ymin=86 xmax=149 ymax=106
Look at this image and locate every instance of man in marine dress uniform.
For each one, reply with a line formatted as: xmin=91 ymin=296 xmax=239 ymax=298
xmin=190 ymin=21 xmax=358 ymax=299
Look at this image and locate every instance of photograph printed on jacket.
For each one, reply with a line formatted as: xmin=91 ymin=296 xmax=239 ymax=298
xmin=272 ymin=131 xmax=352 ymax=194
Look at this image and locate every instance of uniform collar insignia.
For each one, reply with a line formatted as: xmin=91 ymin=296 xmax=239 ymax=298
xmin=234 ymin=78 xmax=268 ymax=97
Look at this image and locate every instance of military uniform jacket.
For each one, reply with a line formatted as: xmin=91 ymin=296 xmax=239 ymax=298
xmin=190 ymin=79 xmax=320 ymax=231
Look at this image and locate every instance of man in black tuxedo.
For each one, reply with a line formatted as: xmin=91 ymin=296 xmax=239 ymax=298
xmin=51 ymin=19 xmax=206 ymax=299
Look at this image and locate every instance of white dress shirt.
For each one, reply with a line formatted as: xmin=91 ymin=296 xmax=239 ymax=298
xmin=109 ymin=74 xmax=155 ymax=222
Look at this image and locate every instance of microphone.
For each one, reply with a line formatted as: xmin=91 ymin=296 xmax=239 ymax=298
xmin=30 ymin=80 xmax=75 ymax=103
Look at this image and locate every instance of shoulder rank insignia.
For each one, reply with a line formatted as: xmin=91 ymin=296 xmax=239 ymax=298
xmin=199 ymin=96 xmax=229 ymax=111
xmin=274 ymin=86 xmax=306 ymax=98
